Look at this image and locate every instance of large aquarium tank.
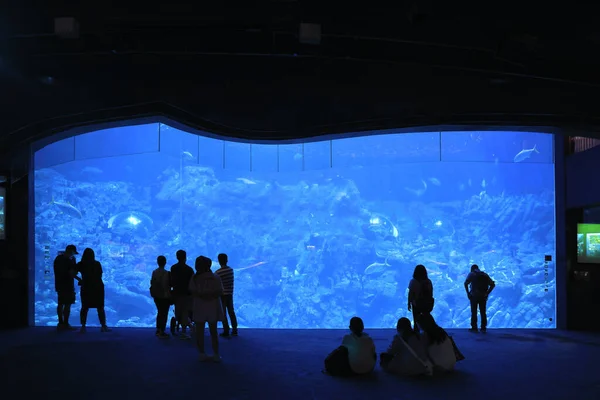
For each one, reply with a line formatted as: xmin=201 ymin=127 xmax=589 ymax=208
xmin=33 ymin=123 xmax=557 ymax=328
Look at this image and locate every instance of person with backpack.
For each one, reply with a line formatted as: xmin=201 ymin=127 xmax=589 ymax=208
xmin=408 ymin=264 xmax=435 ymax=334
xmin=464 ymin=264 xmax=496 ymax=333
xmin=150 ymin=255 xmax=172 ymax=338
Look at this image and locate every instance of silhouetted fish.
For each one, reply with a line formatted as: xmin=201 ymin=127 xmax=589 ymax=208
xmin=50 ymin=198 xmax=82 ymax=219
xmin=235 ymin=261 xmax=267 ymax=272
xmin=513 ymin=145 xmax=539 ymax=162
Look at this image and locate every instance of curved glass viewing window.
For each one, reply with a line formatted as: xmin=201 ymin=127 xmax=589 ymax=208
xmin=33 ymin=124 xmax=556 ymax=328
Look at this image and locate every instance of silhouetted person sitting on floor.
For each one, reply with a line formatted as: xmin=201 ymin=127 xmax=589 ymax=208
xmin=189 ymin=255 xmax=224 ymax=363
xmin=77 ymin=248 xmax=111 ymax=333
xmin=215 ymin=253 xmax=238 ymax=337
xmin=324 ymin=317 xmax=376 ymax=377
xmin=464 ymin=264 xmax=495 ymax=333
xmin=150 ymin=255 xmax=172 ymax=338
xmin=408 ymin=264 xmax=435 ymax=334
xmin=419 ymin=314 xmax=464 ymax=373
xmin=380 ymin=317 xmax=433 ymax=377
xmin=54 ymin=244 xmax=81 ymax=331
xmin=170 ymin=250 xmax=194 ymax=339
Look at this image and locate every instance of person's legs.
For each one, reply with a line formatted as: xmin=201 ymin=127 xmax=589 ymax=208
xmin=56 ymin=303 xmax=64 ymax=326
xmin=153 ymin=299 xmax=161 ymax=334
xmin=174 ymin=296 xmax=182 ymax=327
xmin=98 ymin=308 xmax=110 ymax=331
xmin=80 ymin=306 xmax=89 ymax=329
xmin=177 ymin=296 xmax=190 ymax=336
xmin=220 ymin=296 xmax=230 ymax=336
xmin=63 ymin=303 xmax=72 ymax=326
xmin=57 ymin=291 xmax=75 ymax=328
xmin=208 ymin=321 xmax=220 ymax=362
xmin=156 ymin=300 xmax=170 ymax=334
xmin=479 ymin=298 xmax=488 ymax=331
xmin=469 ymin=297 xmax=478 ymax=330
xmin=226 ymin=295 xmax=238 ymax=334
xmin=195 ymin=321 xmax=208 ymax=360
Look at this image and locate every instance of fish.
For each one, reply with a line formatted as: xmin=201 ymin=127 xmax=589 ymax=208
xmin=427 ymin=177 xmax=441 ymax=186
xmin=364 ymin=260 xmax=390 ymax=275
xmin=513 ymin=145 xmax=539 ymax=162
xmin=181 ymin=151 xmax=194 ymax=160
xmin=404 ymin=180 xmax=427 ymax=196
xmin=107 ymin=214 xmax=117 ymax=229
xmin=50 ymin=198 xmax=82 ymax=219
xmin=236 ymin=178 xmax=257 ymax=185
xmin=235 ymin=261 xmax=267 ymax=272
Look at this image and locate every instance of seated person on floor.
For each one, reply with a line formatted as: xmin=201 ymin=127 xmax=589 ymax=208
xmin=380 ymin=317 xmax=433 ymax=377
xmin=418 ymin=313 xmax=464 ymax=372
xmin=324 ymin=317 xmax=376 ymax=377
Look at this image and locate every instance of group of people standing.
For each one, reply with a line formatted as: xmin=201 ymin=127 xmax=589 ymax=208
xmin=53 ymin=244 xmax=111 ymax=333
xmin=54 ymin=243 xmax=495 ymax=371
xmin=150 ymin=250 xmax=238 ymax=363
xmin=409 ymin=263 xmax=495 ymax=334
xmin=323 ymin=263 xmax=496 ymax=378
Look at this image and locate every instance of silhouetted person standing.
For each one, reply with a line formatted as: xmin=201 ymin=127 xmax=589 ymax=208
xmin=215 ymin=253 xmax=238 ymax=337
xmin=408 ymin=264 xmax=434 ymax=334
xmin=77 ymin=248 xmax=111 ymax=333
xmin=464 ymin=264 xmax=496 ymax=333
xmin=170 ymin=250 xmax=194 ymax=339
xmin=151 ymin=255 xmax=172 ymax=338
xmin=54 ymin=244 xmax=80 ymax=330
xmin=189 ymin=255 xmax=224 ymax=362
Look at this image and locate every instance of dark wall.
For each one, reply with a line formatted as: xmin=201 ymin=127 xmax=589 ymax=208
xmin=566 ymin=145 xmax=600 ymax=209
xmin=0 ymin=146 xmax=32 ymax=329
xmin=564 ymin=145 xmax=600 ymax=331
xmin=554 ymin=135 xmax=567 ymax=329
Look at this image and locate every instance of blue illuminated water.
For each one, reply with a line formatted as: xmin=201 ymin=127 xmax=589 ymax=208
xmin=33 ymin=124 xmax=556 ymax=328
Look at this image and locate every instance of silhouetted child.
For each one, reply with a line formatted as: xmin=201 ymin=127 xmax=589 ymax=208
xmin=324 ymin=317 xmax=376 ymax=376
xmin=189 ymin=255 xmax=224 ymax=363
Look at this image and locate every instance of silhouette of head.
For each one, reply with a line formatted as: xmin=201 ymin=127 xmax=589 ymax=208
xmin=157 ymin=255 xmax=167 ymax=267
xmin=65 ymin=244 xmax=79 ymax=257
xmin=195 ymin=256 xmax=212 ymax=274
xmin=349 ymin=317 xmax=364 ymax=337
xmin=176 ymin=250 xmax=186 ymax=263
xmin=471 ymin=264 xmax=480 ymax=272
xmin=81 ymin=248 xmax=95 ymax=263
xmin=413 ymin=264 xmax=428 ymax=280
xmin=218 ymin=253 xmax=228 ymax=265
xmin=396 ymin=317 xmax=412 ymax=333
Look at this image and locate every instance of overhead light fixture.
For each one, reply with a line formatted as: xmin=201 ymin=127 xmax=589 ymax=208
xmin=299 ymin=23 xmax=321 ymax=45
xmin=54 ymin=17 xmax=80 ymax=39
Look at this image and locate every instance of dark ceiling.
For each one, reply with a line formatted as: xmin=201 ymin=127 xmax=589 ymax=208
xmin=2 ymin=1 xmax=600 ymax=156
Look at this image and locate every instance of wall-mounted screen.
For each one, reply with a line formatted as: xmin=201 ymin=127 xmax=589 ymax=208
xmin=577 ymin=223 xmax=600 ymax=263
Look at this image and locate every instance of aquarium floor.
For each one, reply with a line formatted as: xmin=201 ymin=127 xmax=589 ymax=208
xmin=0 ymin=328 xmax=599 ymax=400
